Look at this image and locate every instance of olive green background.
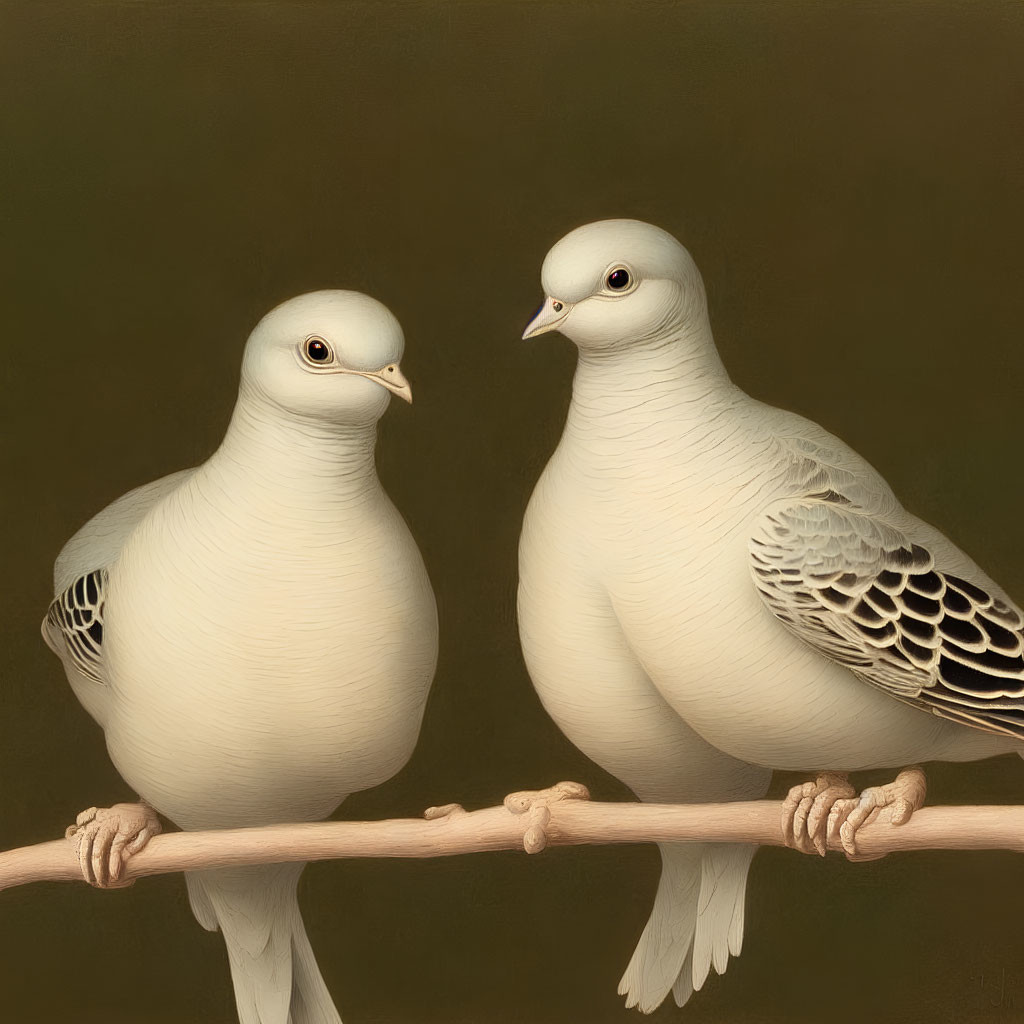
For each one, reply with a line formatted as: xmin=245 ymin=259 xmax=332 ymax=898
xmin=2 ymin=1 xmax=1023 ymax=1021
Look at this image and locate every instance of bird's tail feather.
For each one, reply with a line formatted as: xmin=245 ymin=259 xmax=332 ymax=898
xmin=186 ymin=863 xmax=341 ymax=1024
xmin=618 ymin=842 xmax=756 ymax=1014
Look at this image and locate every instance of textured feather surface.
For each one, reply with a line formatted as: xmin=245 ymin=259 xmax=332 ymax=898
xmin=186 ymin=864 xmax=341 ymax=1024
xmin=52 ymin=468 xmax=195 ymax=594
xmin=619 ymin=844 xmax=701 ymax=1014
xmin=691 ymin=844 xmax=756 ymax=993
xmin=42 ymin=470 xmax=195 ymax=727
xmin=751 ymin=456 xmax=1024 ymax=740
xmin=44 ymin=569 xmax=107 ymax=682
xmin=618 ymin=842 xmax=755 ymax=1013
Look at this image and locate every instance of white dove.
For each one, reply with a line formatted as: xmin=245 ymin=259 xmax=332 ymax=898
xmin=42 ymin=290 xmax=438 ymax=1024
xmin=517 ymin=219 xmax=1023 ymax=1013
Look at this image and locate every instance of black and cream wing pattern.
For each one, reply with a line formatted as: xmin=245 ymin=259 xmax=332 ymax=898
xmin=44 ymin=568 xmax=107 ymax=683
xmin=750 ymin=438 xmax=1024 ymax=741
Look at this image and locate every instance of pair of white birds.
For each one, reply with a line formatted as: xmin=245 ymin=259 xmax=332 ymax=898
xmin=44 ymin=219 xmax=1024 ymax=1022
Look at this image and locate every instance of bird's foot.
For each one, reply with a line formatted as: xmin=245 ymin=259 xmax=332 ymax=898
xmin=503 ymin=781 xmax=590 ymax=853
xmin=66 ymin=802 xmax=162 ymax=888
xmin=826 ymin=766 xmax=927 ymax=862
xmin=781 ymin=772 xmax=857 ymax=856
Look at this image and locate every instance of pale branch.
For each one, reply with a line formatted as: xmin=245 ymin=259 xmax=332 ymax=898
xmin=2 ymin=782 xmax=1022 ymax=893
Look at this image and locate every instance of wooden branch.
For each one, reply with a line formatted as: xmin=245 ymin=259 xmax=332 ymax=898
xmin=2 ymin=783 xmax=1022 ymax=893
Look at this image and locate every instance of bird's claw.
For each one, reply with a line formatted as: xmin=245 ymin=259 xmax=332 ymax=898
xmin=826 ymin=766 xmax=927 ymax=861
xmin=781 ymin=772 xmax=856 ymax=856
xmin=503 ymin=781 xmax=590 ymax=854
xmin=66 ymin=802 xmax=162 ymax=888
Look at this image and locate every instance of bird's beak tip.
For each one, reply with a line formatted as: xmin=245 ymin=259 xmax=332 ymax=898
xmin=522 ymin=297 xmax=570 ymax=340
xmin=371 ymin=365 xmax=413 ymax=404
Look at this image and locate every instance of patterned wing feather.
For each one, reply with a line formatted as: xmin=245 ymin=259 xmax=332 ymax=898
xmin=751 ymin=497 xmax=1024 ymax=741
xmin=45 ymin=569 xmax=107 ymax=683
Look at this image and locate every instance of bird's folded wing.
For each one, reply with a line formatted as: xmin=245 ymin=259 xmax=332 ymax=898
xmin=44 ymin=569 xmax=107 ymax=683
xmin=749 ymin=496 xmax=1024 ymax=740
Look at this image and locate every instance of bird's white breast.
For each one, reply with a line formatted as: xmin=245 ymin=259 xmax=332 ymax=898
xmin=102 ymin=467 xmax=437 ymax=829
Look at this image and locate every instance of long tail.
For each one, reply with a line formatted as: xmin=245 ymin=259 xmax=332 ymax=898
xmin=186 ymin=863 xmax=342 ymax=1024
xmin=617 ymin=842 xmax=757 ymax=1014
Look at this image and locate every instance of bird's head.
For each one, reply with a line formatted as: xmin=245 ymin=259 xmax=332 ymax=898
xmin=522 ymin=219 xmax=707 ymax=351
xmin=240 ymin=290 xmax=412 ymax=425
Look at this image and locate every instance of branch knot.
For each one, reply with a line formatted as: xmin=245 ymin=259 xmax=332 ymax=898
xmin=503 ymin=781 xmax=591 ymax=854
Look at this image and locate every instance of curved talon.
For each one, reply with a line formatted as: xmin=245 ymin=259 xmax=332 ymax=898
xmin=827 ymin=766 xmax=927 ymax=861
xmin=66 ymin=802 xmax=162 ymax=888
xmin=502 ymin=781 xmax=590 ymax=854
xmin=806 ymin=784 xmax=853 ymax=855
xmin=781 ymin=772 xmax=854 ymax=856
xmin=66 ymin=806 xmax=98 ymax=839
xmin=423 ymin=803 xmax=466 ymax=820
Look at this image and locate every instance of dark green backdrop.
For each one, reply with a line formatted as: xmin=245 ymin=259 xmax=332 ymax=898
xmin=2 ymin=2 xmax=1023 ymax=1022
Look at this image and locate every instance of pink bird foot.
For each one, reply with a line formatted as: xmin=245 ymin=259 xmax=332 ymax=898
xmin=66 ymin=802 xmax=162 ymax=888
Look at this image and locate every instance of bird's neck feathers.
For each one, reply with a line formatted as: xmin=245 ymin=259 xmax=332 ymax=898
xmin=208 ymin=385 xmax=382 ymax=506
xmin=568 ymin=313 xmax=736 ymax=437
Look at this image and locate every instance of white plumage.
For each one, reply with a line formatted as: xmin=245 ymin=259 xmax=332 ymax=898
xmin=517 ymin=220 xmax=1022 ymax=1013
xmin=43 ymin=291 xmax=438 ymax=1024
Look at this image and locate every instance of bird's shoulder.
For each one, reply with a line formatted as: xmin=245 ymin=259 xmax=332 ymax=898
xmin=45 ymin=467 xmax=196 ymax=679
xmin=750 ymin=399 xmax=998 ymax=585
xmin=53 ymin=467 xmax=196 ymax=594
xmin=748 ymin=400 xmax=899 ymax=514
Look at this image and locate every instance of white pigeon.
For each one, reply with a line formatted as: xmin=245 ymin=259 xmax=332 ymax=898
xmin=518 ymin=219 xmax=1023 ymax=1014
xmin=42 ymin=291 xmax=438 ymax=1024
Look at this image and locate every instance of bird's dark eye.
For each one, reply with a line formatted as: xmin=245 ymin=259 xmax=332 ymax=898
xmin=606 ymin=268 xmax=631 ymax=290
xmin=305 ymin=337 xmax=332 ymax=363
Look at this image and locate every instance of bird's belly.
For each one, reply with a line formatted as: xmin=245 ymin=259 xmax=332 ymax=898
xmin=103 ymin=550 xmax=436 ymax=829
xmin=610 ymin=529 xmax=1012 ymax=772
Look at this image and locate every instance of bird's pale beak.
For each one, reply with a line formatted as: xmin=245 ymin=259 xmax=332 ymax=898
xmin=345 ymin=364 xmax=413 ymax=403
xmin=370 ymin=364 xmax=413 ymax=403
xmin=522 ymin=296 xmax=571 ymax=340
